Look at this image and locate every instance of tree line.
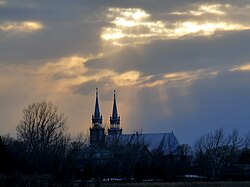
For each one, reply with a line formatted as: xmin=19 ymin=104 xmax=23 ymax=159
xmin=1 ymin=100 xmax=250 ymax=184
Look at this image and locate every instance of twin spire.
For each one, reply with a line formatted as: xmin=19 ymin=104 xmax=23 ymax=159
xmin=92 ymin=88 xmax=120 ymax=129
xmin=112 ymin=90 xmax=118 ymax=120
xmin=92 ymin=88 xmax=102 ymax=125
xmin=94 ymin=88 xmax=101 ymax=119
xmin=110 ymin=90 xmax=120 ymax=126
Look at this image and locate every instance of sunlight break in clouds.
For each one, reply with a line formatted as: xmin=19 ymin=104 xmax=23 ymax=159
xmin=38 ymin=56 xmax=145 ymax=90
xmin=101 ymin=5 xmax=250 ymax=46
xmin=230 ymin=63 xmax=250 ymax=72
xmin=173 ymin=22 xmax=247 ymax=36
xmin=37 ymin=56 xmax=103 ymax=91
xmin=163 ymin=70 xmax=218 ymax=87
xmin=171 ymin=4 xmax=230 ymax=16
xmin=0 ymin=21 xmax=43 ymax=32
xmin=0 ymin=56 xmax=96 ymax=96
xmin=38 ymin=55 xmax=218 ymax=90
xmin=113 ymin=71 xmax=142 ymax=86
xmin=11 ymin=54 xmax=227 ymax=95
xmin=39 ymin=56 xmax=88 ymax=79
xmin=110 ymin=8 xmax=150 ymax=27
xmin=142 ymin=69 xmax=219 ymax=88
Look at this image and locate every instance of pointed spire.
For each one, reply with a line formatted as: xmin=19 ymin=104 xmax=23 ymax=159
xmin=94 ymin=88 xmax=100 ymax=118
xmin=110 ymin=89 xmax=120 ymax=125
xmin=92 ymin=88 xmax=102 ymax=125
xmin=112 ymin=90 xmax=118 ymax=119
xmin=108 ymin=89 xmax=122 ymax=135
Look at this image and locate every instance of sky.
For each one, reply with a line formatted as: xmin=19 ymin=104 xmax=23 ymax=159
xmin=1 ymin=0 xmax=250 ymax=144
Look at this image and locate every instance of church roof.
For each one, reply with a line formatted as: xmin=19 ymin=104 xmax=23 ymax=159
xmin=106 ymin=132 xmax=179 ymax=155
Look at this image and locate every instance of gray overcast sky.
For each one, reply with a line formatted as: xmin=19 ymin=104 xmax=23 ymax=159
xmin=1 ymin=0 xmax=250 ymax=144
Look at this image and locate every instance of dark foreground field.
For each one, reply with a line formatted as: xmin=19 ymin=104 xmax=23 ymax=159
xmin=99 ymin=182 xmax=250 ymax=187
xmin=3 ymin=181 xmax=250 ymax=187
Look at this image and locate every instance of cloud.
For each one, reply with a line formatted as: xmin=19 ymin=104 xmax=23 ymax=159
xmin=73 ymin=79 xmax=111 ymax=97
xmin=72 ymin=70 xmax=146 ymax=96
xmin=0 ymin=1 xmax=6 ymax=6
xmin=126 ymin=70 xmax=250 ymax=144
xmin=1 ymin=0 xmax=250 ymax=144
xmin=87 ymin=29 xmax=250 ymax=77
xmin=163 ymin=70 xmax=218 ymax=86
xmin=0 ymin=0 xmax=104 ymax=65
xmin=230 ymin=63 xmax=250 ymax=72
xmin=170 ymin=3 xmax=231 ymax=16
xmin=113 ymin=71 xmax=142 ymax=86
xmin=101 ymin=4 xmax=250 ymax=46
xmin=0 ymin=21 xmax=43 ymax=32
xmin=39 ymin=56 xmax=88 ymax=79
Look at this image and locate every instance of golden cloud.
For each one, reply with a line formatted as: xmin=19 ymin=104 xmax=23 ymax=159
xmin=0 ymin=21 xmax=43 ymax=32
xmin=173 ymin=21 xmax=248 ymax=36
xmin=0 ymin=53 xmax=221 ymax=100
xmin=101 ymin=5 xmax=250 ymax=46
xmin=0 ymin=56 xmax=94 ymax=95
xmin=39 ymin=56 xmax=147 ymax=88
xmin=230 ymin=63 xmax=250 ymax=72
xmin=39 ymin=56 xmax=88 ymax=77
xmin=171 ymin=4 xmax=231 ymax=16
xmin=139 ymin=69 xmax=219 ymax=89
xmin=165 ymin=70 xmax=218 ymax=80
xmin=113 ymin=71 xmax=141 ymax=86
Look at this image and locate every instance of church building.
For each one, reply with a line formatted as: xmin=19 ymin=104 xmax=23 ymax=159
xmin=89 ymin=88 xmax=179 ymax=154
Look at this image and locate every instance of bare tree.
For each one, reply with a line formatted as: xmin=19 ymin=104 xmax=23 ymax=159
xmin=244 ymin=131 xmax=250 ymax=148
xmin=70 ymin=133 xmax=89 ymax=151
xmin=194 ymin=128 xmax=229 ymax=178
xmin=226 ymin=129 xmax=243 ymax=163
xmin=16 ymin=100 xmax=69 ymax=172
xmin=176 ymin=144 xmax=193 ymax=156
xmin=194 ymin=128 xmax=243 ymax=178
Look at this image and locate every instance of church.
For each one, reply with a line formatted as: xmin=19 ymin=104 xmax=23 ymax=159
xmin=75 ymin=89 xmax=187 ymax=180
xmin=89 ymin=88 xmax=179 ymax=154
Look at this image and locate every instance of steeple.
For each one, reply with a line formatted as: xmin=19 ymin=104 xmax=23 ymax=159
xmin=92 ymin=88 xmax=102 ymax=125
xmin=108 ymin=90 xmax=122 ymax=135
xmin=112 ymin=90 xmax=118 ymax=120
xmin=90 ymin=88 xmax=105 ymax=147
xmin=94 ymin=88 xmax=100 ymax=119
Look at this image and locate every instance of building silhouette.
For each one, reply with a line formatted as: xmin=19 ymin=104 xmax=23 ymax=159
xmin=89 ymin=88 xmax=179 ymax=154
xmin=78 ymin=89 xmax=189 ymax=180
xmin=108 ymin=90 xmax=122 ymax=136
xmin=89 ymin=88 xmax=105 ymax=146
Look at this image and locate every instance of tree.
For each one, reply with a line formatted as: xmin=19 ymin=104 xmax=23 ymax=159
xmin=0 ymin=136 xmax=11 ymax=171
xmin=176 ymin=144 xmax=193 ymax=156
xmin=1 ymin=135 xmax=27 ymax=172
xmin=16 ymin=100 xmax=69 ymax=173
xmin=244 ymin=131 xmax=250 ymax=148
xmin=194 ymin=128 xmax=243 ymax=179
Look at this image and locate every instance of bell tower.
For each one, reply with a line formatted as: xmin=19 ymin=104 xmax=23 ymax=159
xmin=108 ymin=90 xmax=122 ymax=135
xmin=89 ymin=88 xmax=105 ymax=146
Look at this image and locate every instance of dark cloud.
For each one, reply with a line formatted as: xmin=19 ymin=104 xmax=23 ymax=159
xmin=128 ymin=71 xmax=250 ymax=144
xmin=73 ymin=80 xmax=108 ymax=96
xmin=53 ymin=72 xmax=77 ymax=80
xmin=86 ymin=30 xmax=250 ymax=75
xmin=1 ymin=0 xmax=250 ymax=145
xmin=72 ymin=78 xmax=114 ymax=101
xmin=1 ymin=0 xmax=250 ymax=66
xmin=0 ymin=0 xmax=105 ymax=65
